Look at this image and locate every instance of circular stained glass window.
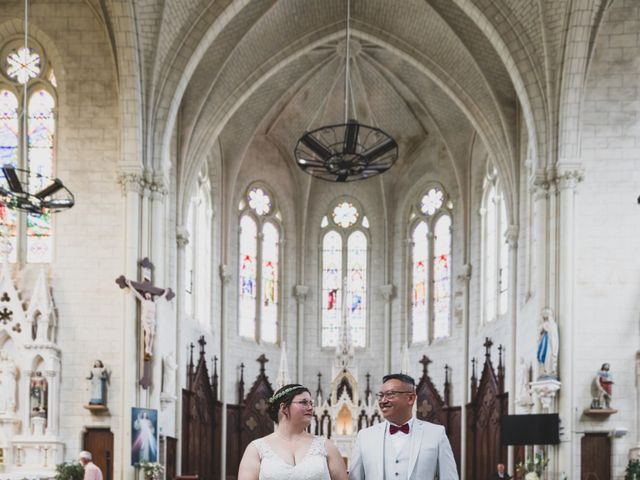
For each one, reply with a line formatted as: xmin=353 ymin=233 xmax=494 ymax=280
xmin=332 ymin=202 xmax=359 ymax=228
xmin=6 ymin=47 xmax=41 ymax=84
xmin=248 ymin=187 xmax=271 ymax=216
xmin=419 ymin=187 xmax=444 ymax=215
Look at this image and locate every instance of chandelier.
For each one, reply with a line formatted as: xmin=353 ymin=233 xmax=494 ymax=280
xmin=0 ymin=0 xmax=74 ymax=215
xmin=294 ymin=0 xmax=398 ymax=182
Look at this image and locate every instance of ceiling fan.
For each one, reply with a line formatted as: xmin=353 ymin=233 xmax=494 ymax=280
xmin=0 ymin=164 xmax=74 ymax=214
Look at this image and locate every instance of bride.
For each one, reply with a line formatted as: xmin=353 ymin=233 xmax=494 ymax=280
xmin=238 ymin=384 xmax=348 ymax=480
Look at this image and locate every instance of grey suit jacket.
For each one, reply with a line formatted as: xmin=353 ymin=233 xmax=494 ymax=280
xmin=349 ymin=419 xmax=459 ymax=480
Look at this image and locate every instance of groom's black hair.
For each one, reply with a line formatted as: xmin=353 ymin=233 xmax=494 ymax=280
xmin=382 ymin=373 xmax=416 ymax=389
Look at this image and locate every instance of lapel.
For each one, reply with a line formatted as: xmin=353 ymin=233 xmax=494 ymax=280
xmin=373 ymin=422 xmax=386 ymax=478
xmin=407 ymin=419 xmax=424 ymax=478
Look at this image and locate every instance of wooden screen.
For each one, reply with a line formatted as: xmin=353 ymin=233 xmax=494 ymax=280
xmin=415 ymin=356 xmax=461 ymax=472
xmin=181 ymin=338 xmax=216 ymax=479
xmin=466 ymin=338 xmax=507 ymax=480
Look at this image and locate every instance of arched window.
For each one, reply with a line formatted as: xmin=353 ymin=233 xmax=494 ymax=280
xmin=238 ymin=185 xmax=281 ymax=343
xmin=184 ymin=177 xmax=213 ymax=330
xmin=409 ymin=185 xmax=453 ymax=342
xmin=0 ymin=39 xmax=56 ymax=263
xmin=481 ymin=163 xmax=509 ymax=323
xmin=320 ymin=199 xmax=369 ymax=348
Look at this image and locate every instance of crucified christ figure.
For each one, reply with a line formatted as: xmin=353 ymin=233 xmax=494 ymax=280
xmin=126 ymin=278 xmax=169 ymax=358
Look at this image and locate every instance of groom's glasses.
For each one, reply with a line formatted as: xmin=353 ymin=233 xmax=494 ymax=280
xmin=376 ymin=391 xmax=414 ymax=401
xmin=291 ymin=400 xmax=315 ymax=408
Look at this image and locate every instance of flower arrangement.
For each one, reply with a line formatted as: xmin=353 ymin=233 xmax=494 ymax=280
xmin=516 ymin=453 xmax=549 ymax=480
xmin=139 ymin=461 xmax=165 ymax=480
xmin=54 ymin=461 xmax=84 ymax=480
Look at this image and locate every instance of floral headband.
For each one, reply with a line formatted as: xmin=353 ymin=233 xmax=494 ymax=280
xmin=268 ymin=385 xmax=306 ymax=404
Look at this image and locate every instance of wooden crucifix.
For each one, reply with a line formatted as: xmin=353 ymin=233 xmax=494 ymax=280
xmin=116 ymin=258 xmax=175 ymax=389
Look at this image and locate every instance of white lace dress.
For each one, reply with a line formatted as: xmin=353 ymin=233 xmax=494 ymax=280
xmin=252 ymin=435 xmax=331 ymax=480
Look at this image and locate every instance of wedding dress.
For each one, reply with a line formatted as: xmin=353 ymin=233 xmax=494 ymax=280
xmin=253 ymin=435 xmax=331 ymax=480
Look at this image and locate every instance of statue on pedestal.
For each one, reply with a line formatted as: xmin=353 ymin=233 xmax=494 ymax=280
xmin=29 ymin=371 xmax=48 ymax=420
xmin=536 ymin=307 xmax=559 ymax=379
xmin=591 ymin=363 xmax=613 ymax=409
xmin=87 ymin=360 xmax=109 ymax=405
xmin=161 ymin=353 xmax=177 ymax=399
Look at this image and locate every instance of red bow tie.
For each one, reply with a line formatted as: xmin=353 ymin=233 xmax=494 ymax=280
xmin=389 ymin=423 xmax=410 ymax=435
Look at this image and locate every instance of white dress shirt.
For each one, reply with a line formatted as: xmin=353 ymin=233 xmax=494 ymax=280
xmin=386 ymin=417 xmax=415 ymax=454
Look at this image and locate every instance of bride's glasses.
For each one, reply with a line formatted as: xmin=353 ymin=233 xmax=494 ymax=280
xmin=291 ymin=400 xmax=315 ymax=408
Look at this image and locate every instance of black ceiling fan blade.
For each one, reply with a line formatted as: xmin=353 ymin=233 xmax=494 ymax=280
xmin=343 ymin=120 xmax=359 ymax=154
xmin=35 ymin=178 xmax=64 ymax=199
xmin=361 ymin=138 xmax=397 ymax=163
xmin=1 ymin=165 xmax=24 ymax=194
xmin=300 ymin=132 xmax=333 ymax=161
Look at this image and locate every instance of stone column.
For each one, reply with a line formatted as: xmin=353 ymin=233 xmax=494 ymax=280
xmin=555 ymin=166 xmax=583 ymax=478
xmin=174 ymin=226 xmax=189 ymax=473
xmin=150 ymin=176 xmax=168 ymax=410
xmin=43 ymin=363 xmax=60 ymax=436
xmin=218 ymin=264 xmax=232 ymax=480
xmin=116 ymin=169 xmax=144 ymax=474
xmin=293 ymin=285 xmax=309 ymax=382
xmin=532 ymin=174 xmax=549 ymax=304
xmin=21 ymin=369 xmax=32 ymax=435
xmin=379 ymin=284 xmax=394 ymax=373
xmin=457 ymin=263 xmax=471 ymax=480
xmin=505 ymin=225 xmax=519 ymax=474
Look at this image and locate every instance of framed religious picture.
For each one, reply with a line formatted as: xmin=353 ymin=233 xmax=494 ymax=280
xmin=131 ymin=407 xmax=158 ymax=465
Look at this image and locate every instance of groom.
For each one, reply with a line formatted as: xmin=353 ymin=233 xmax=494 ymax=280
xmin=349 ymin=373 xmax=458 ymax=480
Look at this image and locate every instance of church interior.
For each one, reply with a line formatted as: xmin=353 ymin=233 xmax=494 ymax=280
xmin=0 ymin=0 xmax=639 ymax=478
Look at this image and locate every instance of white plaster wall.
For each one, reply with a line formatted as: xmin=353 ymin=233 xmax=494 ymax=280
xmin=576 ymin=1 xmax=640 ymax=474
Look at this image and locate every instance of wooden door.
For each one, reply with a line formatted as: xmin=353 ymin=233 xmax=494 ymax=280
xmin=581 ymin=433 xmax=610 ymax=480
xmin=84 ymin=428 xmax=114 ymax=480
xmin=165 ymin=436 xmax=177 ymax=480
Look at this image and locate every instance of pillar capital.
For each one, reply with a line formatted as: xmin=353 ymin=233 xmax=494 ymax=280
xmin=293 ymin=285 xmax=309 ymax=303
xmin=378 ymin=284 xmax=395 ymax=302
xmin=505 ymin=225 xmax=519 ymax=249
xmin=176 ymin=226 xmax=190 ymax=249
xmin=555 ymin=165 xmax=585 ymax=191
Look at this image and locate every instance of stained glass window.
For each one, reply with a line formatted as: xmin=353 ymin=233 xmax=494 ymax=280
xmin=0 ymin=90 xmax=18 ymax=262
xmin=195 ymin=187 xmax=212 ymax=329
xmin=321 ymin=230 xmax=342 ymax=347
xmin=1 ymin=41 xmax=56 ymax=265
xmin=433 ymin=215 xmax=451 ymax=339
xmin=321 ymin=200 xmax=368 ymax=348
xmin=261 ymin=222 xmax=279 ymax=343
xmin=6 ymin=47 xmax=40 ymax=84
xmin=411 ymin=222 xmax=429 ymax=343
xmin=26 ymin=90 xmax=55 ymax=263
xmin=347 ymin=231 xmax=367 ymax=347
xmin=248 ymin=187 xmax=271 ymax=215
xmin=410 ymin=185 xmax=452 ymax=343
xmin=332 ymin=202 xmax=358 ymax=228
xmin=482 ymin=171 xmax=509 ymax=323
xmin=238 ymin=215 xmax=257 ymax=339
xmin=419 ymin=187 xmax=444 ymax=215
xmin=498 ymin=201 xmax=509 ymax=315
xmin=238 ymin=184 xmax=281 ymax=342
